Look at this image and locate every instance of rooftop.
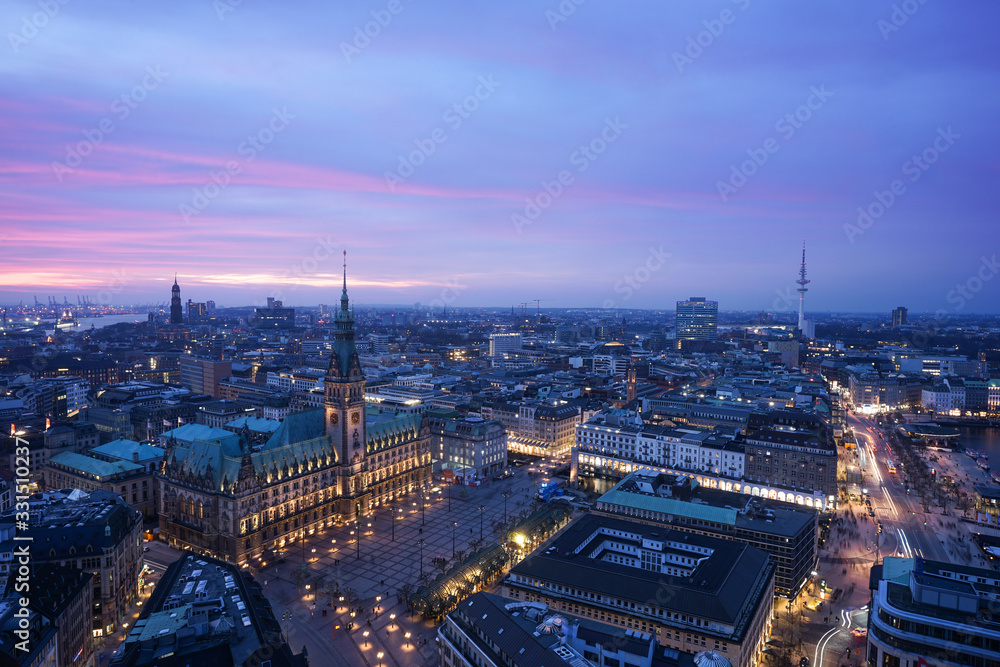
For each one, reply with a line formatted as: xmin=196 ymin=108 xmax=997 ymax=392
xmin=110 ymin=552 xmax=305 ymax=667
xmin=506 ymin=514 xmax=773 ymax=641
xmin=597 ymin=471 xmax=816 ymax=539
xmin=49 ymin=451 xmax=145 ymax=479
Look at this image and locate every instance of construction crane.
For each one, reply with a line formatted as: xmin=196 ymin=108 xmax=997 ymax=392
xmin=533 ymin=299 xmax=550 ymax=315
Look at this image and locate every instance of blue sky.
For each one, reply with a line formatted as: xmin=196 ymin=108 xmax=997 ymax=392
xmin=2 ymin=0 xmax=999 ymax=312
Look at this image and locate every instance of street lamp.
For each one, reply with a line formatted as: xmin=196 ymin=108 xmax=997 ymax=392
xmin=363 ymin=630 xmax=370 ymax=647
xmin=356 ymin=518 xmax=361 ymax=560
xmin=418 ymin=539 xmax=425 ymax=578
xmin=421 ymin=485 xmax=426 ymax=526
xmin=452 ymin=521 xmax=457 ymax=558
xmin=405 ymin=631 xmax=411 ymax=647
xmin=282 ymin=610 xmax=292 ymax=641
xmin=501 ymin=489 xmax=512 ymax=526
xmin=377 ymin=651 xmax=384 ymax=667
xmin=478 ymin=505 xmax=486 ymax=541
xmin=389 ymin=612 xmax=396 ymax=628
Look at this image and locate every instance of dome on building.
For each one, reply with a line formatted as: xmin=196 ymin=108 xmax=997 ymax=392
xmin=694 ymin=651 xmax=732 ymax=667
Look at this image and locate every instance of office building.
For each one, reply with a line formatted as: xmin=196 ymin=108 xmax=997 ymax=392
xmin=427 ymin=408 xmax=507 ymax=480
xmin=742 ymin=427 xmax=837 ymax=504
xmin=481 ymin=399 xmax=579 ymax=457
xmin=675 ymin=298 xmax=718 ymax=345
xmin=0 ymin=489 xmax=144 ymax=640
xmin=109 ymin=552 xmax=306 ymax=667
xmin=186 ymin=299 xmax=209 ymax=323
xmin=867 ymin=557 xmax=1000 ymax=667
xmin=488 ymin=332 xmax=523 ymax=357
xmin=502 ymin=514 xmax=774 ymax=667
xmin=253 ymin=297 xmax=295 ymax=330
xmin=368 ymin=333 xmax=390 ymax=355
xmin=179 ymin=358 xmax=233 ymax=398
xmin=195 ymin=398 xmax=256 ymax=428
xmin=439 ymin=591 xmax=708 ymax=667
xmin=158 ymin=267 xmax=432 ymax=564
xmin=594 ymin=471 xmax=818 ymax=597
xmin=266 ymin=368 xmax=325 ymax=393
xmin=891 ymin=306 xmax=908 ymax=328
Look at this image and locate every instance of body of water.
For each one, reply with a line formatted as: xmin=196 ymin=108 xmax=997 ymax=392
xmin=959 ymin=426 xmax=1000 ymax=464
xmin=57 ymin=313 xmax=146 ymax=330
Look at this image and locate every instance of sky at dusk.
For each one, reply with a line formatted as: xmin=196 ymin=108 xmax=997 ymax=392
xmin=2 ymin=1 xmax=999 ymax=313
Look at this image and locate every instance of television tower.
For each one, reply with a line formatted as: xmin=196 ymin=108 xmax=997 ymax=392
xmin=795 ymin=240 xmax=810 ymax=331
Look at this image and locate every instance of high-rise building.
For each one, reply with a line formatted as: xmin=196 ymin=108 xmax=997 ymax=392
xmin=891 ymin=306 xmax=908 ymax=328
xmin=179 ymin=357 xmax=233 ymax=397
xmin=488 ymin=332 xmax=522 ymax=357
xmin=675 ymin=297 xmax=718 ymax=344
xmin=253 ymin=297 xmax=295 ymax=329
xmin=169 ymin=275 xmax=183 ymax=324
xmin=186 ymin=299 xmax=209 ymax=322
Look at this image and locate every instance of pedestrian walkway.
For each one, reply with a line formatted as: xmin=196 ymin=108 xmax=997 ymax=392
xmin=258 ymin=465 xmax=561 ymax=666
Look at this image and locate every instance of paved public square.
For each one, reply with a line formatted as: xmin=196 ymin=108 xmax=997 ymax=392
xmin=259 ymin=456 xmax=569 ymax=667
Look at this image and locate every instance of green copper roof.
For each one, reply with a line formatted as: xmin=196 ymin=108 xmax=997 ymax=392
xmin=92 ymin=439 xmax=165 ymax=463
xmin=598 ymin=487 xmax=739 ymax=526
xmin=49 ymin=451 xmax=144 ymax=479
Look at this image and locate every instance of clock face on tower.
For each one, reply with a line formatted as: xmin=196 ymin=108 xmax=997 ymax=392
xmin=329 ymin=413 xmax=338 ymax=425
xmin=351 ymin=412 xmax=361 ymax=425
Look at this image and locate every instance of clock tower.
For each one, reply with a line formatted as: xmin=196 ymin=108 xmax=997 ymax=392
xmin=325 ymin=252 xmax=366 ymax=464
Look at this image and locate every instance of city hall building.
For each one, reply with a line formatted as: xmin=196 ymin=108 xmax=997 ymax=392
xmin=157 ymin=269 xmax=432 ymax=564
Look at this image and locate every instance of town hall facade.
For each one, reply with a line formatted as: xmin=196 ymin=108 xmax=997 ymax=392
xmin=157 ymin=262 xmax=432 ymax=564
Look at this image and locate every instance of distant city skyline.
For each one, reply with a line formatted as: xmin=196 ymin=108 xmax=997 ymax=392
xmin=2 ymin=1 xmax=998 ymax=312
